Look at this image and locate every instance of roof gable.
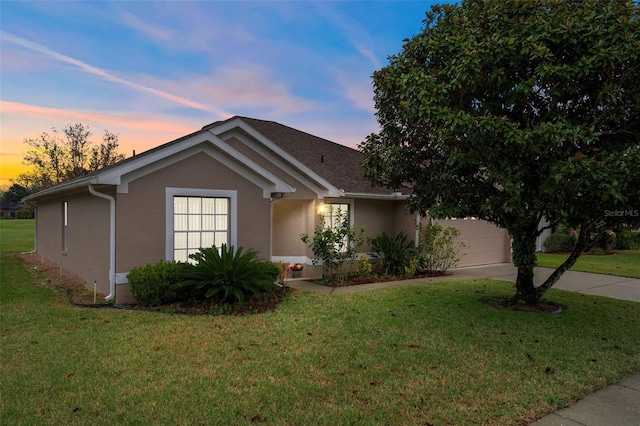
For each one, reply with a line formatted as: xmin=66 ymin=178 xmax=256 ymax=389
xmin=25 ymin=115 xmax=405 ymax=202
xmin=206 ymin=116 xmax=398 ymax=196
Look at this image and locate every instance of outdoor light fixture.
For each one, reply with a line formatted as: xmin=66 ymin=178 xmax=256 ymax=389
xmin=317 ymin=202 xmax=326 ymax=215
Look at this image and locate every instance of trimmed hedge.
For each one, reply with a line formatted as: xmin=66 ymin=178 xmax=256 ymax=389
xmin=127 ymin=260 xmax=185 ymax=306
xmin=543 ymin=231 xmax=576 ymax=253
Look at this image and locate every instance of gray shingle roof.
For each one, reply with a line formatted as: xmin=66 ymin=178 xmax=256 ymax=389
xmin=206 ymin=116 xmax=395 ymax=196
xmin=28 ymin=116 xmax=398 ymax=199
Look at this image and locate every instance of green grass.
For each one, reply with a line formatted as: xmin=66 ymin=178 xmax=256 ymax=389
xmin=537 ymin=250 xmax=640 ymax=279
xmin=0 ymin=219 xmax=35 ymax=255
xmin=2 ymin=220 xmax=640 ymax=425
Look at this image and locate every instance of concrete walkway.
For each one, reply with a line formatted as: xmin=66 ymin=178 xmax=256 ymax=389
xmin=286 ymin=264 xmax=640 ymax=426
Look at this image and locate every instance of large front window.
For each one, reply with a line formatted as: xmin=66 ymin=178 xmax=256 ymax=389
xmin=173 ymin=196 xmax=229 ymax=262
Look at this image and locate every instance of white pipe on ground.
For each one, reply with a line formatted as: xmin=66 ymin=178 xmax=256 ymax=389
xmin=88 ymin=185 xmax=116 ymax=301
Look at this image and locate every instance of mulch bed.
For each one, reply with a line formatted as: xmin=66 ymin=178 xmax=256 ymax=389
xmin=15 ymin=253 xmax=293 ymax=315
xmin=18 ymin=254 xmax=558 ymax=315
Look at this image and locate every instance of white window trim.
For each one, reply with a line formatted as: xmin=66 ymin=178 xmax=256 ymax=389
xmin=165 ymin=188 xmax=238 ymax=260
xmin=323 ymin=198 xmax=354 ymax=225
xmin=62 ymin=201 xmax=68 ymax=252
xmin=321 ymin=199 xmax=355 ymax=253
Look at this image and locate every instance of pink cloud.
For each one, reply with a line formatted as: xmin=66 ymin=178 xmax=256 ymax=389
xmin=0 ymin=31 xmax=232 ymax=118
xmin=143 ymin=66 xmax=314 ymax=116
xmin=0 ymin=101 xmax=207 ymax=186
xmin=0 ymin=100 xmax=197 ymax=134
xmin=117 ymin=4 xmax=255 ymax=53
xmin=0 ymin=48 xmax=50 ymax=72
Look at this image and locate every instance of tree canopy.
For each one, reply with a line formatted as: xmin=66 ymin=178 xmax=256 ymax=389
xmin=20 ymin=123 xmax=126 ymax=190
xmin=361 ymin=0 xmax=640 ymax=304
xmin=0 ymin=184 xmax=30 ymax=203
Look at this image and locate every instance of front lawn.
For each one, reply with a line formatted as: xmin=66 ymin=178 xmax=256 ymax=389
xmin=2 ymin=220 xmax=640 ymax=425
xmin=536 ymin=250 xmax=640 ymax=279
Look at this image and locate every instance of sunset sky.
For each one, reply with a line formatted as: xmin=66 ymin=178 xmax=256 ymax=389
xmin=0 ymin=1 xmax=440 ymax=188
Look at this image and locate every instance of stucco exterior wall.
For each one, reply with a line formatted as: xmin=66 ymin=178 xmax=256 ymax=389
xmin=393 ymin=201 xmax=418 ymax=244
xmin=273 ymin=198 xmax=416 ymax=279
xmin=116 ymin=151 xmax=272 ymax=276
xmin=272 ymin=198 xmax=314 ymax=257
xmin=34 ymin=190 xmax=111 ymax=296
xmin=351 ymin=199 xmax=414 ymax=251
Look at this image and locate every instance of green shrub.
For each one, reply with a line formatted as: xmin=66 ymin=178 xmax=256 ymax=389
xmin=175 ymin=244 xmax=279 ymax=303
xmin=405 ymin=257 xmax=420 ymax=277
xmin=356 ymin=254 xmax=372 ymax=277
xmin=543 ymin=231 xmax=577 ymax=253
xmin=370 ymin=231 xmax=416 ymax=275
xmin=589 ymin=229 xmax=617 ymax=254
xmin=127 ymin=260 xmax=184 ymax=306
xmin=301 ymin=208 xmax=365 ymax=285
xmin=16 ymin=206 xmax=34 ymax=219
xmin=615 ymin=229 xmax=640 ymax=250
xmin=417 ymin=221 xmax=464 ymax=273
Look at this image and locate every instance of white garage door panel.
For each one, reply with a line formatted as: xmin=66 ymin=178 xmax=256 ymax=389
xmin=434 ymin=219 xmax=510 ymax=267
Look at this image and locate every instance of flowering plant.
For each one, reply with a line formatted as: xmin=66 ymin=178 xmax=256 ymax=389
xmin=289 ymin=263 xmax=304 ymax=272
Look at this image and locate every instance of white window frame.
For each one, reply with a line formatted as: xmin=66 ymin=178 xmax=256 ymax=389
xmin=165 ymin=188 xmax=237 ymax=261
xmin=321 ymin=200 xmax=354 ymax=252
xmin=62 ymin=201 xmax=68 ymax=252
xmin=321 ymin=199 xmax=354 ymax=228
xmin=322 ymin=203 xmax=351 ymax=230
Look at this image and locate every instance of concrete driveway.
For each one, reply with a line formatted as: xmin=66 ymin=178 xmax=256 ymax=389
xmin=453 ymin=263 xmax=640 ymax=303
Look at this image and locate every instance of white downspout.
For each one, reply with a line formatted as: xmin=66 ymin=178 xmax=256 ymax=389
xmin=88 ymin=185 xmax=116 ymax=301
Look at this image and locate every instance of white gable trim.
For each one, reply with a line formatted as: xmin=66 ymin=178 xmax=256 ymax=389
xmin=108 ymin=133 xmax=295 ymax=198
xmin=209 ymin=118 xmax=344 ymax=198
xmin=218 ymin=129 xmax=338 ymax=198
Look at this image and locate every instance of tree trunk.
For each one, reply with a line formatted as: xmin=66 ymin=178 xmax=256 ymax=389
xmin=510 ymin=225 xmax=540 ymax=306
xmin=535 ymin=222 xmax=594 ymax=299
xmin=515 ymin=264 xmax=538 ymax=305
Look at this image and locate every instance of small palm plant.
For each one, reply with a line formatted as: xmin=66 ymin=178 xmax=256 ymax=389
xmin=175 ymin=244 xmax=279 ymax=303
xmin=370 ymin=231 xmax=416 ymax=275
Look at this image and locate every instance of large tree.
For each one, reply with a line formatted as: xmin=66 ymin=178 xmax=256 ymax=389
xmin=361 ymin=0 xmax=640 ymax=305
xmin=21 ymin=123 xmax=126 ymax=189
xmin=1 ymin=183 xmax=30 ymax=203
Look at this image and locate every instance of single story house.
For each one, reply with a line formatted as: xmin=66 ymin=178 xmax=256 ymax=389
xmin=23 ymin=116 xmax=511 ymax=303
xmin=0 ymin=201 xmax=27 ymax=219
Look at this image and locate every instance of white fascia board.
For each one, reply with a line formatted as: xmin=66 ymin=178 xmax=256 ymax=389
xmin=209 ymin=119 xmax=343 ymax=197
xmin=98 ymin=131 xmax=213 ymax=185
xmin=22 ymin=176 xmax=95 ymax=202
xmin=343 ymin=192 xmax=410 ymax=200
xmin=220 ymin=129 xmax=338 ymax=198
xmin=115 ymin=136 xmax=295 ymax=198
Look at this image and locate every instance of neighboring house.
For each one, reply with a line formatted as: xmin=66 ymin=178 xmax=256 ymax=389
xmin=23 ymin=116 xmax=511 ymax=303
xmin=0 ymin=201 xmax=26 ymax=218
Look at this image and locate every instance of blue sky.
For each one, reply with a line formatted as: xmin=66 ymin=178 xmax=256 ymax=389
xmin=0 ymin=1 xmax=440 ymax=186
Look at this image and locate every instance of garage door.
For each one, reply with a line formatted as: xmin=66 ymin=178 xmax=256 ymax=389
xmin=434 ymin=218 xmax=511 ymax=267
